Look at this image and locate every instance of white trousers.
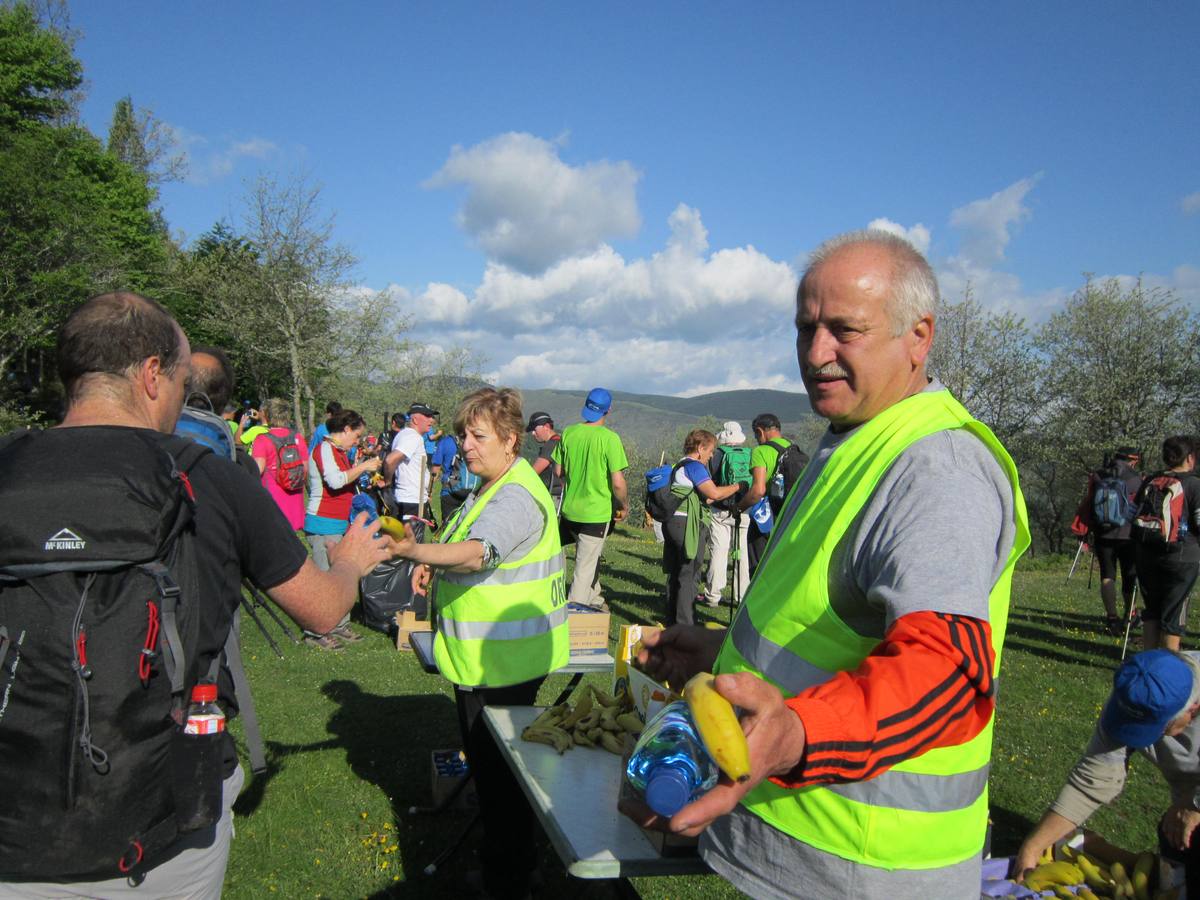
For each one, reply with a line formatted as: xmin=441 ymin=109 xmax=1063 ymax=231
xmin=704 ymin=509 xmax=750 ymax=604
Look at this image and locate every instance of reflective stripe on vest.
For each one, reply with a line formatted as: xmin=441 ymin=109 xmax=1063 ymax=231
xmin=432 ymin=457 xmax=569 ymax=687
xmin=714 ymin=388 xmax=1030 ymax=870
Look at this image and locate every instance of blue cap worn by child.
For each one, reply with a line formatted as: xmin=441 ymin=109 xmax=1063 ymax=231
xmin=1100 ymin=650 xmax=1194 ymax=748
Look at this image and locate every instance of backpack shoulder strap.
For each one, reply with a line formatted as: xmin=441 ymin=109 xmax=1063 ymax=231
xmin=222 ymin=617 xmax=267 ymax=774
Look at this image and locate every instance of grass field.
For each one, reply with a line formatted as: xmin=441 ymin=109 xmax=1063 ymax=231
xmin=222 ymin=527 xmax=1177 ymax=898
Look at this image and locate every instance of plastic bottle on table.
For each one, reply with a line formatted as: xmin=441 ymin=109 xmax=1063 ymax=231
xmin=183 ymin=684 xmax=225 ymax=735
xmin=625 ymin=700 xmax=719 ymax=817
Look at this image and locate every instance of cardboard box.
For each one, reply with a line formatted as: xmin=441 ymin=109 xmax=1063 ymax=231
xmin=395 ymin=609 xmax=432 ymax=651
xmin=613 ymin=624 xmax=675 ymax=722
xmin=430 ymin=749 xmax=477 ymax=810
xmin=567 ymin=602 xmax=610 ymax=658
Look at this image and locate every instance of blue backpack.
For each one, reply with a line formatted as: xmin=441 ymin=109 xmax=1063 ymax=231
xmin=447 ymin=439 xmax=482 ymax=500
xmin=174 ymin=404 xmax=235 ymax=462
xmin=1093 ymin=472 xmax=1136 ymax=529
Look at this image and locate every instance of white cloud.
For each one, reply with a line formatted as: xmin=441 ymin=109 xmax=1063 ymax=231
xmin=867 ymin=218 xmax=931 ymax=255
xmin=1182 ymin=192 xmax=1200 ymax=215
xmin=948 ymin=175 xmax=1040 ymax=266
xmin=426 ymin=132 xmax=642 ymax=274
xmin=376 ymin=202 xmax=800 ymax=394
xmin=168 ymin=124 xmax=278 ymax=185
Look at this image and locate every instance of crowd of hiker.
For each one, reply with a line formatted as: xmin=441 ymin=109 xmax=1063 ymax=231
xmin=5 ymin=228 xmax=1200 ymax=899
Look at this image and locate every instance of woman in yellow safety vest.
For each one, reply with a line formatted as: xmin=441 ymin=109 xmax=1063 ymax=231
xmin=390 ymin=386 xmax=568 ymax=899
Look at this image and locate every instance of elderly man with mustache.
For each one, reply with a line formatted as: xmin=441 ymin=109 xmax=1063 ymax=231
xmin=626 ymin=230 xmax=1031 ymax=899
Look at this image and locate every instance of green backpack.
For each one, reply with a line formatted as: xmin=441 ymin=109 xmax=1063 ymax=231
xmin=716 ymin=445 xmax=753 ymax=488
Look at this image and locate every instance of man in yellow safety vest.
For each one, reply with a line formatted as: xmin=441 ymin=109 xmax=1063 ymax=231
xmin=629 ymin=230 xmax=1030 ymax=898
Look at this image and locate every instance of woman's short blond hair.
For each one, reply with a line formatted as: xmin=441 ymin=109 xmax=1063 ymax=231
xmin=453 ymin=387 xmax=524 ymax=452
xmin=684 ymin=428 xmax=717 ymax=455
xmin=262 ymin=397 xmax=292 ymax=429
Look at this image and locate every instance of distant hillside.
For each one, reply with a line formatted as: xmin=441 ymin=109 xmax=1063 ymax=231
xmin=516 ymin=387 xmax=813 ymax=451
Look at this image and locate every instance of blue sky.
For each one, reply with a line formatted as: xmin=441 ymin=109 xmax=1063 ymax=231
xmin=70 ymin=1 xmax=1199 ymax=395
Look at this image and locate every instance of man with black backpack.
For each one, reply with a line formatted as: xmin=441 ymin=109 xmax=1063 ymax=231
xmin=1080 ymin=446 xmax=1144 ymax=636
xmin=738 ymin=412 xmax=808 ymax=575
xmin=0 ymin=293 xmax=394 ymax=895
xmin=1132 ymin=435 xmax=1200 ymax=652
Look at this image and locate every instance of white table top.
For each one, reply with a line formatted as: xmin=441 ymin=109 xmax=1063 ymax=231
xmin=483 ymin=706 xmax=709 ymax=879
xmin=410 ymin=630 xmax=614 ymax=676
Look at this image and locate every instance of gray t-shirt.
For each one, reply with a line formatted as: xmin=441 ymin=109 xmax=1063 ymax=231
xmin=448 ymin=482 xmax=545 ymax=571
xmin=701 ymin=381 xmax=1017 ymax=900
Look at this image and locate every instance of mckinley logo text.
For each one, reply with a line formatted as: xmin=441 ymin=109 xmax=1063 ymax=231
xmin=44 ymin=528 xmax=85 ymax=551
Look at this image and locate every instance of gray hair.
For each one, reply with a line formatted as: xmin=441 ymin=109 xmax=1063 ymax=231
xmin=800 ymin=229 xmax=939 ymax=336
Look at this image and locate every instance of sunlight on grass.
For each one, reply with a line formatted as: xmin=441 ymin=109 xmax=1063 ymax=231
xmin=224 ymin=529 xmax=1181 ymax=896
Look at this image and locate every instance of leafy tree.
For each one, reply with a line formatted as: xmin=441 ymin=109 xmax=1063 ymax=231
xmin=106 ymin=96 xmax=186 ymax=187
xmin=183 ymin=175 xmax=402 ymax=433
xmin=0 ymin=2 xmax=80 ymax=128
xmin=1020 ymin=278 xmax=1200 ymax=551
xmin=928 ymin=289 xmax=1043 ymax=446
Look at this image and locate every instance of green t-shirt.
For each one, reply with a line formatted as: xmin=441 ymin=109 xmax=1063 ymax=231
xmin=749 ymin=436 xmax=792 ymax=478
xmin=240 ymin=424 xmax=269 ymax=447
xmin=552 ymin=422 xmax=629 ymax=524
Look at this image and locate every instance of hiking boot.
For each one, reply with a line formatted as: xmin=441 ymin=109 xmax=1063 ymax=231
xmin=1128 ymin=609 xmax=1143 ymax=630
xmin=304 ymin=633 xmax=344 ymax=651
xmin=1104 ymin=616 xmax=1123 ymax=638
xmin=698 ymin=593 xmax=721 ymax=608
xmin=330 ymin=623 xmax=364 ymax=643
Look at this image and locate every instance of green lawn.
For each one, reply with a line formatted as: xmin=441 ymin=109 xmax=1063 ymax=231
xmin=223 ymin=528 xmax=1176 ymax=898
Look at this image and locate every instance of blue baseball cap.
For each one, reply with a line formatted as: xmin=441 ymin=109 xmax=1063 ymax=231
xmin=581 ymin=387 xmax=612 ymax=423
xmin=1100 ymin=650 xmax=1194 ymax=748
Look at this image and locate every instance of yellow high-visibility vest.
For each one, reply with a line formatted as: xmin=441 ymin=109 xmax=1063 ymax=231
xmin=715 ymin=389 xmax=1030 ymax=869
xmin=434 ymin=458 xmax=569 ymax=687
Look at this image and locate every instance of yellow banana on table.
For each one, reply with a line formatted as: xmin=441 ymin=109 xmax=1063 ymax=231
xmin=683 ymin=672 xmax=751 ymax=783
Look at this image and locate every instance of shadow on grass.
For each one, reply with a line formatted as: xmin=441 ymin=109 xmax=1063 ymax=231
xmin=237 ymin=679 xmax=468 ymax=896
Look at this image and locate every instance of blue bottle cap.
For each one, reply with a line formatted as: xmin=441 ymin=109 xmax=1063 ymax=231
xmin=645 ymin=768 xmax=691 ymax=817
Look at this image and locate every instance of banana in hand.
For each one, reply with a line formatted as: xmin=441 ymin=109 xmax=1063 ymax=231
xmin=683 ymin=672 xmax=751 ymax=783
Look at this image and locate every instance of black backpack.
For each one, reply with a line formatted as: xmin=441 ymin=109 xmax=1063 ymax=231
xmin=645 ymin=461 xmax=686 ymax=522
xmin=0 ymin=428 xmax=226 ymax=882
xmin=766 ymin=440 xmax=808 ymax=505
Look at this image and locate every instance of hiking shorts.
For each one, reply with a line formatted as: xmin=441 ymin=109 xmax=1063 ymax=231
xmin=1136 ymin=547 xmax=1199 ymax=636
xmin=1096 ymin=538 xmax=1137 ymax=584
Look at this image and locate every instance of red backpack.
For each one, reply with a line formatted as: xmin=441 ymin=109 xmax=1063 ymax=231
xmin=1132 ymin=473 xmax=1187 ymax=545
xmin=266 ymin=431 xmax=306 ymax=493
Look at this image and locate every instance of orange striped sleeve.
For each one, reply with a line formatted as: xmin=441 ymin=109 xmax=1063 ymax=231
xmin=770 ymin=611 xmax=995 ymax=789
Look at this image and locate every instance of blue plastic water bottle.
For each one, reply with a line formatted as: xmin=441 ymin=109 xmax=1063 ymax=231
xmin=625 ymin=700 xmax=719 ymax=817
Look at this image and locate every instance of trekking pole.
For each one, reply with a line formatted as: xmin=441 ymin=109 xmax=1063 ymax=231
xmin=243 ymin=579 xmax=300 ymax=643
xmin=729 ymin=509 xmax=741 ymax=627
xmin=239 ymin=593 xmax=284 ymax=659
xmin=1066 ymin=540 xmax=1085 ymax=582
xmin=1121 ymin=582 xmax=1140 ymax=661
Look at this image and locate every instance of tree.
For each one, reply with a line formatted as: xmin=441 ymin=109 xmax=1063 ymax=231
xmin=106 ymin=95 xmax=186 ymax=188
xmin=0 ymin=2 xmax=80 ymax=129
xmin=1017 ymin=278 xmax=1200 ymax=552
xmin=186 ymin=175 xmax=401 ymax=432
xmin=1035 ymin=278 xmax=1200 ymax=472
xmin=928 ymin=289 xmax=1043 ymax=446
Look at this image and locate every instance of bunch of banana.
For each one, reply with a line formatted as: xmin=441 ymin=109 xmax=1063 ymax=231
xmin=683 ymin=672 xmax=751 ymax=783
xmin=520 ymin=685 xmax=644 ymax=756
xmin=1022 ymin=860 xmax=1085 ymax=893
xmin=1068 ymin=847 xmax=1119 ymax=895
